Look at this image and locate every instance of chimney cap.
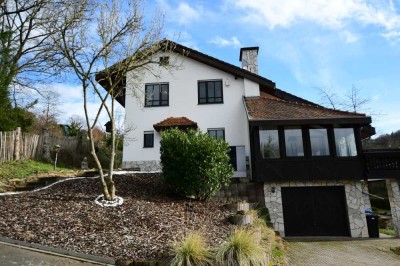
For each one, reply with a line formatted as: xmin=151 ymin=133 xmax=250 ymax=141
xmin=239 ymin=47 xmax=259 ymax=61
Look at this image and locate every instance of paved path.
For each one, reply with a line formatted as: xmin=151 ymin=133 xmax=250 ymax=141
xmin=0 ymin=242 xmax=112 ymax=266
xmin=286 ymin=238 xmax=400 ymax=266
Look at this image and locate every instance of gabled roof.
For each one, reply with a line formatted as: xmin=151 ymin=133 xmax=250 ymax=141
xmin=96 ymin=39 xmax=276 ymax=107
xmin=244 ymin=96 xmax=372 ymax=126
xmin=166 ymin=40 xmax=275 ymax=89
xmin=153 ymin=116 xmax=198 ymax=131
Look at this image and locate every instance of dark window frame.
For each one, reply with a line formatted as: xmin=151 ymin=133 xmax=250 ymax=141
xmin=333 ymin=127 xmax=358 ymax=157
xmin=259 ymin=126 xmax=281 ymax=159
xmin=309 ymin=127 xmax=331 ymax=157
xmin=284 ymin=126 xmax=305 ymax=157
xmin=257 ymin=125 xmax=361 ymax=160
xmin=145 ymin=83 xmax=169 ymax=107
xmin=198 ymin=80 xmax=223 ymax=104
xmin=143 ymin=131 xmax=154 ymax=148
xmin=207 ymin=128 xmax=225 ymax=140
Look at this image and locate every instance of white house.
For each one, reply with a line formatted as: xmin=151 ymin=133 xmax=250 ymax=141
xmin=99 ymin=40 xmax=400 ymax=239
xmin=122 ymin=44 xmax=270 ymax=177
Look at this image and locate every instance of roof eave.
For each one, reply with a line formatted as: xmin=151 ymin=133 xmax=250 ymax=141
xmin=248 ymin=116 xmax=372 ymax=126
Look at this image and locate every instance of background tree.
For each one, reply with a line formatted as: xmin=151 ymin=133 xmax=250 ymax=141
xmin=0 ymin=0 xmax=68 ymax=131
xmin=316 ymin=85 xmax=370 ymax=113
xmin=48 ymin=0 xmax=177 ymax=202
xmin=0 ymin=0 xmax=63 ymax=91
xmin=363 ymin=130 xmax=400 ymax=149
xmin=67 ymin=115 xmax=85 ymax=137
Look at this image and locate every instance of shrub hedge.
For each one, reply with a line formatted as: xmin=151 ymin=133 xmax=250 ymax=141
xmin=160 ymin=128 xmax=233 ymax=200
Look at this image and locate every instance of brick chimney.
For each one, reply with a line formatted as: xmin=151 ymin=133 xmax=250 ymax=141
xmin=239 ymin=47 xmax=259 ymax=74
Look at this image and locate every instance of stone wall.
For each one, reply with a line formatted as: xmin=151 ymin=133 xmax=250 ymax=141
xmin=386 ymin=179 xmax=400 ymax=237
xmin=263 ymin=180 xmax=371 ymax=237
xmin=122 ymin=160 xmax=161 ymax=172
xmin=213 ymin=178 xmax=265 ymax=204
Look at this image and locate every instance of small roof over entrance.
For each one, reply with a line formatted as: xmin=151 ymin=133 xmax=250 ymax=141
xmin=153 ymin=117 xmax=198 ymax=132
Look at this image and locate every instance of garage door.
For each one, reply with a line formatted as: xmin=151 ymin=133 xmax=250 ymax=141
xmin=281 ymin=186 xmax=350 ymax=236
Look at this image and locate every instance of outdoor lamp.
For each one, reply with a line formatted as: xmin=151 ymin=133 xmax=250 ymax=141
xmin=54 ymin=144 xmax=61 ymax=170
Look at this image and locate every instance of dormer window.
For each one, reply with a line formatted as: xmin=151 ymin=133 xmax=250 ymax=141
xmin=198 ymin=80 xmax=223 ymax=104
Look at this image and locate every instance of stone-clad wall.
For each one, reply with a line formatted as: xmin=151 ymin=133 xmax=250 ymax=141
xmin=122 ymin=160 xmax=161 ymax=172
xmin=264 ymin=180 xmax=371 ymax=237
xmin=386 ymin=179 xmax=400 ymax=237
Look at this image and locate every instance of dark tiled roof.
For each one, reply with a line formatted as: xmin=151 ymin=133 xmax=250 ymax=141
xmin=244 ymin=96 xmax=371 ymax=124
xmin=153 ymin=117 xmax=198 ymax=131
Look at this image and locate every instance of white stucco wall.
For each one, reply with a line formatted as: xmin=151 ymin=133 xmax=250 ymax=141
xmin=244 ymin=78 xmax=260 ymax=97
xmin=122 ymin=53 xmax=254 ymax=170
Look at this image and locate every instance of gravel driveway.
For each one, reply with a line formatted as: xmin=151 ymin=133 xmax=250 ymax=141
xmin=286 ymin=238 xmax=400 ymax=266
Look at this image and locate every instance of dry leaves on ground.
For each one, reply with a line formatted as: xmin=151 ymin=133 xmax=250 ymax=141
xmin=0 ymin=173 xmax=235 ymax=260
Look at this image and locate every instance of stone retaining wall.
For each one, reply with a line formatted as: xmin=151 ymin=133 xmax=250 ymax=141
xmin=122 ymin=160 xmax=161 ymax=172
xmin=263 ymin=180 xmax=371 ymax=237
xmin=213 ymin=178 xmax=265 ymax=204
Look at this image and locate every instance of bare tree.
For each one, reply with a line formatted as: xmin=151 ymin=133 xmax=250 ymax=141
xmin=48 ymin=0 xmax=178 ymax=202
xmin=317 ymin=85 xmax=370 ymax=113
xmin=29 ymin=90 xmax=63 ymax=135
xmin=316 ymin=86 xmax=343 ymax=110
xmin=0 ymin=0 xmax=64 ymax=93
xmin=344 ymin=85 xmax=370 ymax=113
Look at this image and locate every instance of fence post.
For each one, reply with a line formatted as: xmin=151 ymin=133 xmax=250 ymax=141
xmin=42 ymin=128 xmax=52 ymax=162
xmin=13 ymin=127 xmax=21 ymax=160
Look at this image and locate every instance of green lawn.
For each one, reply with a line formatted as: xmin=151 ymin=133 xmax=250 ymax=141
xmin=0 ymin=159 xmax=76 ymax=181
xmin=379 ymin=228 xmax=396 ymax=236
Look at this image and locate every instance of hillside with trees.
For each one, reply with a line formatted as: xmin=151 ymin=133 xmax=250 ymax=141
xmin=363 ymin=130 xmax=400 ymax=149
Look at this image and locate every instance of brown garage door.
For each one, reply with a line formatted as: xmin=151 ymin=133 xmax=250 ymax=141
xmin=281 ymin=186 xmax=350 ymax=236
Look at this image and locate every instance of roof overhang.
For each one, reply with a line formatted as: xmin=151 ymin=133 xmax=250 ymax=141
xmin=248 ymin=116 xmax=372 ymax=126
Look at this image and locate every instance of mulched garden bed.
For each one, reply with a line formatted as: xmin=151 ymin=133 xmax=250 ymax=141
xmin=0 ymin=173 xmax=236 ymax=261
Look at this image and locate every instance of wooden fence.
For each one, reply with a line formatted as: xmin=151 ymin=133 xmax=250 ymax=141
xmin=0 ymin=128 xmax=83 ymax=165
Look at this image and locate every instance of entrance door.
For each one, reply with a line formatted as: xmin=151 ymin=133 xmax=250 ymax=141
xmin=281 ymin=186 xmax=350 ymax=236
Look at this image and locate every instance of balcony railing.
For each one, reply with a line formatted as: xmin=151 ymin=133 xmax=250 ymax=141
xmin=364 ymin=149 xmax=400 ymax=179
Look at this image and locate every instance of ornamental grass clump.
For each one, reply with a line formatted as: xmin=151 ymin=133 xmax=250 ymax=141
xmin=169 ymin=232 xmax=213 ymax=266
xmin=216 ymin=228 xmax=268 ymax=266
xmin=248 ymin=209 xmax=276 ymax=243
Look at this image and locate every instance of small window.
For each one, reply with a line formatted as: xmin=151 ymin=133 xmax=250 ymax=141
xmin=145 ymin=83 xmax=169 ymax=107
xmin=159 ymin=56 xmax=169 ymax=66
xmin=144 ymin=131 xmax=154 ymax=148
xmin=198 ymin=80 xmax=223 ymax=104
xmin=259 ymin=127 xmax=280 ymax=158
xmin=284 ymin=128 xmax=304 ymax=157
xmin=310 ymin=128 xmax=330 ymax=156
xmin=334 ymin=128 xmax=357 ymax=157
xmin=208 ymin=128 xmax=225 ymax=140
